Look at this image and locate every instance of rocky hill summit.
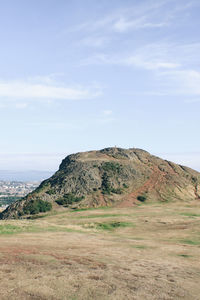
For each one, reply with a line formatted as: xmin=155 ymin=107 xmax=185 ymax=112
xmin=1 ymin=147 xmax=200 ymax=219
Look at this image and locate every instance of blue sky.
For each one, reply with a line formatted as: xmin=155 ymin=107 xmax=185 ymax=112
xmin=0 ymin=0 xmax=200 ymax=171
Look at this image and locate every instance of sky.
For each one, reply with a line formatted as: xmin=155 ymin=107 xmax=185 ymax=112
xmin=0 ymin=0 xmax=200 ymax=172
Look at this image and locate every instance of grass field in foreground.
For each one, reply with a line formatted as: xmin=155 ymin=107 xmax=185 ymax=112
xmin=0 ymin=201 xmax=200 ymax=299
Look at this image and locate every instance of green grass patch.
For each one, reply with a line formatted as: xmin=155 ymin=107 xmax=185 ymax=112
xmin=0 ymin=224 xmax=24 ymax=235
xmin=131 ymin=245 xmax=147 ymax=249
xmin=180 ymin=212 xmax=200 ymax=217
xmin=0 ymin=224 xmax=44 ymax=235
xmin=75 ymin=213 xmax=130 ymax=219
xmin=71 ymin=206 xmax=112 ymax=212
xmin=0 ymin=223 xmax=85 ymax=235
xmin=180 ymin=239 xmax=200 ymax=246
xmin=96 ymin=221 xmax=133 ymax=231
xmin=177 ymin=254 xmax=192 ymax=258
xmin=40 ymin=226 xmax=84 ymax=233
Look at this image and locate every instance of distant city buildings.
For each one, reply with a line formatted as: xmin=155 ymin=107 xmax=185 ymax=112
xmin=0 ymin=181 xmax=40 ymax=207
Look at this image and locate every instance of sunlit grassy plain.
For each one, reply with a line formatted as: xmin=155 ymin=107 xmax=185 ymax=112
xmin=0 ymin=201 xmax=200 ymax=299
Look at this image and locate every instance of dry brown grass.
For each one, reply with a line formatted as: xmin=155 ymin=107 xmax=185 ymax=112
xmin=0 ymin=201 xmax=200 ymax=299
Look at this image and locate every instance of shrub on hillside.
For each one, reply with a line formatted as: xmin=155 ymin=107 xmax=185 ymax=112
xmin=23 ymin=199 xmax=52 ymax=215
xmin=55 ymin=193 xmax=84 ymax=206
xmin=101 ymin=173 xmax=112 ymax=194
xmin=137 ymin=195 xmax=147 ymax=202
xmin=102 ymin=162 xmax=121 ymax=173
xmin=46 ymin=189 xmax=56 ymax=195
xmin=111 ymin=188 xmax=123 ymax=194
xmin=123 ymin=183 xmax=129 ymax=188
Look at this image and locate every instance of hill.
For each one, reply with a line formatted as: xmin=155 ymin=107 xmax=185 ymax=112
xmin=1 ymin=147 xmax=200 ymax=219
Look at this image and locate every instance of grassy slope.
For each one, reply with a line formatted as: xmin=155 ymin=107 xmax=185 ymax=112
xmin=0 ymin=201 xmax=200 ymax=299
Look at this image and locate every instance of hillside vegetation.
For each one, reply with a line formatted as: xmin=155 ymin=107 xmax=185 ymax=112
xmin=1 ymin=147 xmax=200 ymax=219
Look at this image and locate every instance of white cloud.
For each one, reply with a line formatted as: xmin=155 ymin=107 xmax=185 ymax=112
xmin=113 ymin=16 xmax=166 ymax=32
xmin=70 ymin=0 xmax=197 ymax=36
xmin=0 ymin=77 xmax=102 ymax=101
xmin=82 ymin=40 xmax=200 ymax=98
xmin=67 ymin=0 xmax=172 ymax=39
xmin=82 ymin=43 xmax=181 ymax=71
xmin=27 ymin=73 xmax=65 ymax=85
xmin=0 ymin=100 xmax=30 ymax=109
xmin=124 ymin=55 xmax=180 ymax=70
xmin=103 ymin=110 xmax=113 ymax=115
xmin=125 ymin=68 xmax=200 ymax=98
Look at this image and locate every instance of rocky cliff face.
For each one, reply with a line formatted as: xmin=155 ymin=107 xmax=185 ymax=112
xmin=1 ymin=147 xmax=200 ymax=219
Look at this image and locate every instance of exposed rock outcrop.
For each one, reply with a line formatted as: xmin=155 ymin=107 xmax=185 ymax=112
xmin=1 ymin=147 xmax=200 ymax=219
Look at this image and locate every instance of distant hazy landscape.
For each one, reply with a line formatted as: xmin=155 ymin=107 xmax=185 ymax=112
xmin=0 ymin=180 xmax=40 ymax=208
xmin=0 ymin=170 xmax=54 ymax=182
xmin=0 ymin=170 xmax=53 ymax=208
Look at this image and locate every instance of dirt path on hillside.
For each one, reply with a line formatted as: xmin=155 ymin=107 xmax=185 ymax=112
xmin=117 ymin=167 xmax=166 ymax=207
